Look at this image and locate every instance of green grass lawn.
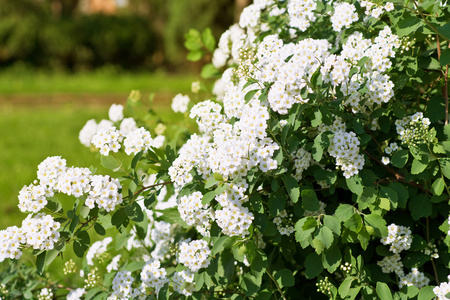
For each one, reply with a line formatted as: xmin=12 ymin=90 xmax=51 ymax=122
xmin=0 ymin=69 xmax=197 ymax=95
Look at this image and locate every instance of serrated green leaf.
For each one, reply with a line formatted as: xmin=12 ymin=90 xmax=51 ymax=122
xmin=322 ymin=244 xmax=341 ymax=273
xmin=411 ymin=157 xmax=428 ymax=175
xmin=409 ymin=194 xmax=432 ymax=220
xmin=301 ymin=188 xmax=319 ymax=211
xmin=431 ymin=177 xmax=445 ymax=196
xmin=273 ymin=269 xmax=295 ymax=288
xmin=315 ymin=226 xmax=334 ymax=250
xmin=396 ymin=16 xmax=422 ymax=37
xmin=440 ymin=157 xmax=450 ymax=179
xmin=324 ymin=215 xmax=341 ymax=236
xmin=334 ymin=204 xmax=354 ymax=222
xmin=346 ymin=175 xmax=364 ymax=195
xmin=364 ymin=214 xmax=388 ymax=237
xmin=304 ymin=252 xmax=323 ymax=279
xmin=391 ymin=150 xmax=409 ymax=168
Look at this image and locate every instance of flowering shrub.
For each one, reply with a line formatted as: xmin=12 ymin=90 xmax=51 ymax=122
xmin=2 ymin=0 xmax=450 ymax=299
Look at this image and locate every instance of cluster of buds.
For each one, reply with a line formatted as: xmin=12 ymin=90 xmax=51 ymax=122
xmin=340 ymin=262 xmax=353 ymax=274
xmin=64 ymin=259 xmax=77 ymax=275
xmin=235 ymin=46 xmax=257 ymax=80
xmin=316 ymin=276 xmax=333 ymax=297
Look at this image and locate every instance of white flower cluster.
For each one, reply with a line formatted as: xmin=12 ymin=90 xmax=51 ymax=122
xmin=215 ymin=205 xmax=254 ymax=237
xmin=66 ymin=288 xmax=85 ymax=300
xmin=258 ymin=36 xmax=331 ymax=114
xmin=361 ymin=1 xmax=394 ymax=19
xmin=292 ymin=147 xmax=312 ymax=181
xmin=381 ymin=224 xmax=412 ymax=254
xmin=377 ymin=253 xmax=403 ymax=275
xmin=123 ymin=127 xmax=154 ymax=155
xmin=395 ymin=112 xmax=431 ymax=146
xmin=109 ymin=104 xmax=124 ymax=122
xmin=171 ymin=94 xmax=190 ymax=113
xmin=328 ymin=131 xmax=364 ymax=178
xmin=80 ymin=103 xmax=164 ymax=153
xmin=172 ymin=270 xmax=195 ymax=297
xmin=399 ymin=268 xmax=430 ymax=289
xmin=85 ymin=175 xmax=123 ymax=212
xmin=384 ymin=142 xmax=399 ymax=155
xmin=434 ymin=276 xmax=450 ymax=300
xmin=140 ymin=259 xmax=169 ymax=295
xmin=91 ymin=126 xmax=123 ymax=156
xmin=178 ymin=239 xmax=211 ymax=273
xmin=86 ymin=237 xmax=112 ymax=266
xmin=330 ymin=3 xmax=358 ymax=32
xmin=110 ymin=271 xmax=141 ymax=299
xmin=0 ymin=213 xmax=61 ymax=262
xmin=107 ymin=254 xmax=121 ymax=273
xmin=178 ymin=192 xmax=213 ymax=237
xmin=287 ymin=0 xmax=317 ymax=31
xmin=273 ymin=210 xmax=295 ymax=236
xmin=37 ymin=288 xmax=53 ymax=300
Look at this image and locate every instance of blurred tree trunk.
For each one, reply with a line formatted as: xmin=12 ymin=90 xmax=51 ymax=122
xmin=51 ymin=0 xmax=79 ymax=17
xmin=234 ymin=0 xmax=250 ymax=22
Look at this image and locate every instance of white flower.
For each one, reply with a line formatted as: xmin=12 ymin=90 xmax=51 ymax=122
xmin=109 ymin=104 xmax=124 ymax=122
xmin=171 ymin=94 xmax=190 ymax=113
xmin=381 ymin=156 xmax=390 ymax=165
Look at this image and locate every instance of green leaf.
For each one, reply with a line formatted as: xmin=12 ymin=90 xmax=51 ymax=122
xmin=100 ymin=155 xmax=121 ymax=172
xmin=311 ymin=132 xmax=331 ymax=161
xmin=94 ymin=223 xmax=106 ymax=236
xmin=202 ymin=191 xmax=216 ymax=205
xmin=245 ymin=90 xmax=259 ymax=102
xmin=36 ymin=251 xmax=46 ymax=275
xmin=357 ymin=187 xmax=377 ymax=210
xmin=339 ymin=277 xmax=354 ymax=298
xmin=324 ymin=215 xmax=341 ymax=236
xmin=380 ymin=186 xmax=398 ymax=210
xmin=396 ymin=16 xmax=422 ymax=37
xmin=409 ymin=194 xmax=432 ymax=220
xmin=241 ymin=273 xmax=260 ymax=296
xmin=364 ymin=214 xmax=388 ymax=237
xmin=311 ymin=108 xmax=322 ymax=127
xmin=376 ymin=282 xmax=393 ymax=300
xmin=440 ymin=49 xmax=450 ymax=67
xmin=187 ymin=50 xmax=204 ymax=62
xmin=304 ymin=252 xmax=323 ymax=279
xmin=391 ymin=150 xmax=409 ymax=168
xmin=440 ymin=157 xmax=450 ymax=179
xmin=125 ymin=202 xmax=144 ymax=222
xmin=411 ymin=158 xmax=428 ymax=175
xmin=334 ymin=204 xmax=354 ymax=222
xmin=111 ymin=207 xmax=128 ymax=229
xmin=184 ymin=29 xmax=202 ymax=51
xmin=273 ymin=269 xmax=295 ymax=288
xmin=431 ymin=177 xmax=445 ymax=196
xmin=322 ymin=244 xmax=342 ymax=273
xmin=346 ymin=175 xmax=364 ymax=196
xmin=295 ymin=217 xmax=316 ymax=248
xmin=282 ymin=175 xmax=300 ymax=203
xmin=417 ymin=286 xmax=436 ymax=300
xmin=202 ymin=28 xmax=216 ymax=52
xmin=125 ymin=260 xmax=146 ymax=272
xmin=268 ymin=190 xmax=286 ymax=216
xmin=211 ymin=236 xmax=232 ymax=255
xmin=201 ymin=64 xmax=220 ymax=79
xmin=314 ymin=226 xmax=334 ymax=251
xmin=301 ymin=188 xmax=320 ymax=211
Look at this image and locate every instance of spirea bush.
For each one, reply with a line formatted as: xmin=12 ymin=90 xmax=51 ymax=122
xmin=2 ymin=0 xmax=450 ymax=299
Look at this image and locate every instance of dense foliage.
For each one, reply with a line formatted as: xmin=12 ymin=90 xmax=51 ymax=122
xmin=2 ymin=0 xmax=450 ymax=299
xmin=0 ymin=0 xmax=236 ymax=71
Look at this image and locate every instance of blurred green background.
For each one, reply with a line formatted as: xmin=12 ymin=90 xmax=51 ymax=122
xmin=0 ymin=0 xmax=250 ymax=228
